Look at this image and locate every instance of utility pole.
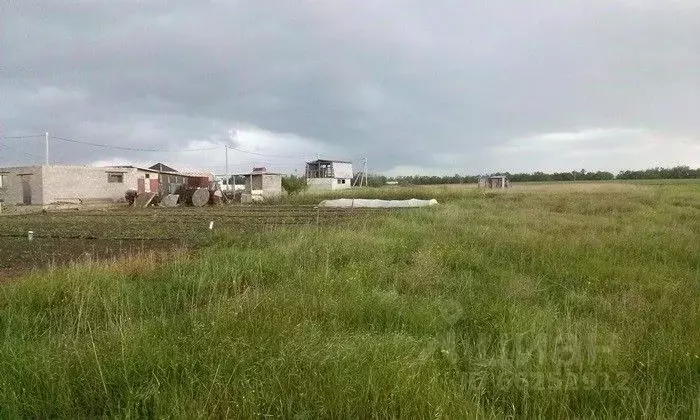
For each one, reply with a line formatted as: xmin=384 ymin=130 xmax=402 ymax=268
xmin=228 ymin=128 xmax=238 ymax=192
xmin=45 ymin=132 xmax=49 ymax=165
xmin=352 ymin=157 xmax=369 ymax=187
xmin=362 ymin=157 xmax=368 ymax=187
xmin=225 ymin=145 xmax=229 ymax=188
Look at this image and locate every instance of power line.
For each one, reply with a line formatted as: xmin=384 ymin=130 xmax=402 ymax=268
xmin=0 ymin=134 xmax=44 ymax=140
xmin=0 ymin=143 xmax=43 ymax=160
xmin=2 ymin=132 xmax=337 ymax=162
xmin=227 ymin=145 xmax=311 ymax=159
xmin=52 ymin=136 xmax=221 ymax=153
xmin=52 ymin=135 xmax=311 ymax=158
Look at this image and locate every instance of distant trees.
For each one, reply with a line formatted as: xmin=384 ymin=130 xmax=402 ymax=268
xmin=616 ymin=166 xmax=700 ymax=180
xmin=365 ymin=166 xmax=697 ymax=187
xmin=352 ymin=174 xmax=390 ymax=187
xmin=501 ymin=170 xmax=615 ymax=183
xmin=394 ymin=174 xmax=480 ymax=186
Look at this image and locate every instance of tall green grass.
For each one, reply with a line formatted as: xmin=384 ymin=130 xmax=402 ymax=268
xmin=1 ymin=182 xmax=698 ymax=418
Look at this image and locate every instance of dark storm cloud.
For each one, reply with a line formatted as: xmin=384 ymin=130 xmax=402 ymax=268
xmin=1 ymin=0 xmax=698 ymax=173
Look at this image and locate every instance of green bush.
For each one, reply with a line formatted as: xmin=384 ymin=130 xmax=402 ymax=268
xmin=282 ymin=175 xmax=308 ymax=194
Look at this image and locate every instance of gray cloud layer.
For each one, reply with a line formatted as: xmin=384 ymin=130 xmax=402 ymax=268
xmin=2 ymin=0 xmax=699 ymax=174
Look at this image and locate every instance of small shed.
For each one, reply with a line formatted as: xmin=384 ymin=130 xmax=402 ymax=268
xmin=238 ymin=168 xmax=283 ymax=200
xmin=479 ymin=176 xmax=510 ymax=189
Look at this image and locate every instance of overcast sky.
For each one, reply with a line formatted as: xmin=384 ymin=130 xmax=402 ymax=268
xmin=1 ymin=0 xmax=698 ymax=175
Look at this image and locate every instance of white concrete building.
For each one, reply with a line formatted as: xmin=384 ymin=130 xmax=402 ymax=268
xmin=305 ymin=159 xmax=353 ymax=191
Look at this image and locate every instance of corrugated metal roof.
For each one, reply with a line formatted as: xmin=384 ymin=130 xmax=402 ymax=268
xmin=149 ymin=163 xmax=179 ymax=173
xmin=105 ymin=165 xmax=212 ymax=178
xmin=306 ymin=159 xmax=352 ymax=164
xmin=230 ymin=172 xmax=283 ymax=176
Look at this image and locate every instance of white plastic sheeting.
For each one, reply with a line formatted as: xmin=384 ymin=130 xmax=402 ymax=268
xmin=318 ymin=198 xmax=438 ymax=208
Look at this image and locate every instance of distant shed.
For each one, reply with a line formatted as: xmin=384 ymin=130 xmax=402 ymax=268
xmin=237 ymin=168 xmax=283 ymax=200
xmin=478 ymin=176 xmax=510 ymax=189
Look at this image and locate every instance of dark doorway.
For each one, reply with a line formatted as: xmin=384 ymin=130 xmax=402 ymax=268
xmin=21 ymin=175 xmax=32 ymax=205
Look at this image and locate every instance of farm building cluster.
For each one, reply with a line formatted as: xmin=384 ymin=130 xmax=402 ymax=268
xmin=0 ymin=159 xmax=358 ymax=208
xmin=0 ymin=163 xmax=211 ymax=206
xmin=0 ymin=157 xmax=511 ymax=208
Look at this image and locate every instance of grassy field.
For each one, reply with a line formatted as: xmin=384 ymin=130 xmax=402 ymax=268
xmin=0 ymin=181 xmax=698 ymax=418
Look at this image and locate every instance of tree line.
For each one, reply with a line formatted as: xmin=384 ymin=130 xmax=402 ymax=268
xmin=350 ymin=166 xmax=700 ymax=186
